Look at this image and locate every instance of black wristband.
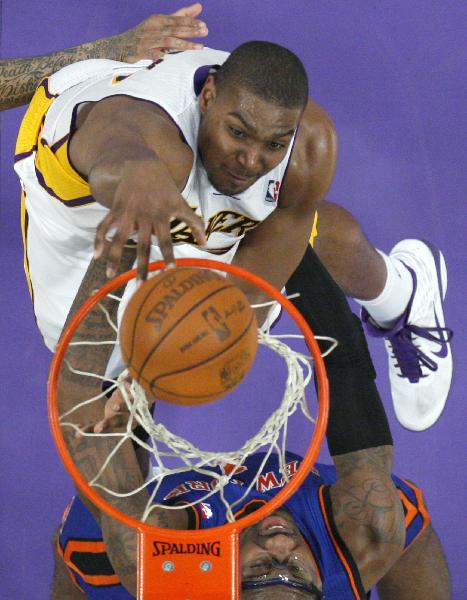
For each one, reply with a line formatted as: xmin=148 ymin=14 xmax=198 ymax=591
xmin=287 ymin=246 xmax=376 ymax=377
xmin=324 ymin=365 xmax=392 ymax=455
xmin=286 ymin=245 xmax=392 ymax=455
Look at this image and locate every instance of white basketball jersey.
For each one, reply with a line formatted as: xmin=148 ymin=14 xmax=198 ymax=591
xmin=15 ymin=49 xmax=294 ymax=351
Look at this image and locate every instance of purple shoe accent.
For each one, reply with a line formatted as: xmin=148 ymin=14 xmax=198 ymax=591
xmin=421 ymin=238 xmax=445 ymax=301
xmin=420 ymin=239 xmax=451 ymax=359
xmin=361 ymin=264 xmax=418 ymax=339
xmin=361 ymin=264 xmax=453 ymax=384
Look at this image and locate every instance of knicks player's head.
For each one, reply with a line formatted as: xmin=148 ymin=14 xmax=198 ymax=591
xmin=197 ymin=41 xmax=308 ymax=196
xmin=240 ymin=509 xmax=323 ymax=599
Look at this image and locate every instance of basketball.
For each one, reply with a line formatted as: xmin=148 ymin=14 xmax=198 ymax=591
xmin=119 ymin=267 xmax=258 ymax=405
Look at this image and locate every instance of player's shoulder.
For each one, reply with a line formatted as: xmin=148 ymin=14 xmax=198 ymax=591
xmin=117 ymin=47 xmax=229 ymax=102
xmin=292 ymin=99 xmax=337 ymax=169
xmin=44 ymin=48 xmax=230 ymax=143
xmin=280 ymin=98 xmax=337 ymax=208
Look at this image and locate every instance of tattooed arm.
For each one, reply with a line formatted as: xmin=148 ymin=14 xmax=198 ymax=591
xmin=57 ymin=244 xmax=187 ymax=594
xmin=0 ymin=3 xmax=207 ymax=110
xmin=329 ymin=447 xmax=405 ymax=593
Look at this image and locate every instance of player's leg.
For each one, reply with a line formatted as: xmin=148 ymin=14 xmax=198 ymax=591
xmin=307 ymin=200 xmax=453 ymax=431
xmin=312 ymin=201 xmax=387 ymax=299
xmin=51 ymin=530 xmax=86 ymax=599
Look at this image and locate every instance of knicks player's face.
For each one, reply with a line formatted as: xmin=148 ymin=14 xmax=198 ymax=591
xmin=240 ymin=509 xmax=323 ymax=598
xmin=198 ymin=78 xmax=302 ymax=196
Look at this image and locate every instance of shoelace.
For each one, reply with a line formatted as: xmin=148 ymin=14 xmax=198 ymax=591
xmin=388 ymin=324 xmax=453 ymax=383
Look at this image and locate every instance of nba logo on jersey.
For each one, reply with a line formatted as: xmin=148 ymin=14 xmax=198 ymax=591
xmin=200 ymin=503 xmax=213 ymax=519
xmin=266 ymin=180 xmax=281 ymax=204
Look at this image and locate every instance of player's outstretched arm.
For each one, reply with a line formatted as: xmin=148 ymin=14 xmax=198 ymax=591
xmin=69 ymin=96 xmax=206 ymax=279
xmin=0 ymin=3 xmax=207 ymax=111
xmin=57 ymin=244 xmax=187 ymax=594
xmin=377 ymin=522 xmax=451 ymax=600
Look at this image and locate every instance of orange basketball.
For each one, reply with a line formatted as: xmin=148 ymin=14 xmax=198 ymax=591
xmin=119 ymin=267 xmax=258 ymax=405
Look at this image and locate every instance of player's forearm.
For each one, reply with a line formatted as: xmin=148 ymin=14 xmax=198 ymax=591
xmin=330 ymin=446 xmax=405 ymax=591
xmin=73 ymin=435 xmax=149 ymax=594
xmin=58 ymin=246 xmax=185 ymax=592
xmin=232 ymin=207 xmax=312 ymax=323
xmin=69 ymin=99 xmax=175 ymax=209
xmin=57 ymin=246 xmax=146 ymax=593
xmin=86 ymin=145 xmax=164 ymax=208
xmin=58 ymin=246 xmax=135 ymax=393
xmin=333 ymin=444 xmax=393 ymax=479
xmin=0 ymin=36 xmax=128 ymax=111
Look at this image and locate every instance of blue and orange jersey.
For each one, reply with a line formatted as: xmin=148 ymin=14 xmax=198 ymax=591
xmin=58 ymin=452 xmax=430 ymax=599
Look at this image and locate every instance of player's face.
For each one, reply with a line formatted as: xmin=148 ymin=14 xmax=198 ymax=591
xmin=240 ymin=509 xmax=323 ymax=598
xmin=198 ymin=77 xmax=302 ymax=196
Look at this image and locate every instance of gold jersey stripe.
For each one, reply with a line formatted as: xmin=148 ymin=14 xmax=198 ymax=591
xmin=35 ymin=139 xmax=92 ymax=204
xmin=16 ymin=77 xmax=93 ymax=206
xmin=15 ymin=78 xmax=56 ymax=158
xmin=309 ymin=210 xmax=319 ymax=247
xmin=20 ymin=191 xmax=33 ymax=299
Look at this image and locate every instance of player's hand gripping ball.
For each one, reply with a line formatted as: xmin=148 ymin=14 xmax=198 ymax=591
xmin=120 ymin=267 xmax=258 ymax=405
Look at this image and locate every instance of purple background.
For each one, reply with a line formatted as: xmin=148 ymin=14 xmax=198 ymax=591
xmin=1 ymin=1 xmax=466 ymax=598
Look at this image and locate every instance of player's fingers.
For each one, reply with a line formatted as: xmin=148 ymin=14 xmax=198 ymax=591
xmin=136 ymin=222 xmax=152 ymax=281
xmin=93 ymin=420 xmax=105 ymax=434
xmin=180 ymin=207 xmax=207 ymax=246
xmin=147 ymin=36 xmax=204 ymax=52
xmin=93 ymin=414 xmax=127 ymax=434
xmin=153 ymin=222 xmax=175 ymax=268
xmin=94 ymin=214 xmax=116 ymax=259
xmin=76 ymin=423 xmax=94 ymax=438
xmin=148 ymin=23 xmax=207 ymax=38
xmin=104 ymin=391 xmax=126 ymax=420
xmin=106 ymin=225 xmax=133 ymax=279
xmin=155 ymin=14 xmax=207 ymax=32
xmin=171 ymin=3 xmax=203 ymax=18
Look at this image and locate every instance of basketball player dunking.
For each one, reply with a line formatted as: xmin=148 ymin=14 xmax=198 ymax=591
xmin=52 ymin=243 xmax=451 ymax=599
xmin=15 ymin=39 xmax=452 ymax=431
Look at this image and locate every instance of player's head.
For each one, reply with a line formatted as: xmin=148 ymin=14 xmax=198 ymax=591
xmin=240 ymin=509 xmax=323 ymax=599
xmin=198 ymin=41 xmax=308 ymax=196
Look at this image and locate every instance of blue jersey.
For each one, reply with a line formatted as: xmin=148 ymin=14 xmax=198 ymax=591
xmin=58 ymin=452 xmax=430 ymax=599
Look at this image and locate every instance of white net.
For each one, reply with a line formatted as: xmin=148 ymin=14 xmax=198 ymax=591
xmin=59 ymin=294 xmax=336 ymax=524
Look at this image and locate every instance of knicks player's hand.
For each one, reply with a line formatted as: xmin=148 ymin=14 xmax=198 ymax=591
xmin=119 ymin=3 xmax=208 ymax=62
xmin=75 ymin=381 xmax=155 ymax=436
xmin=93 ymin=382 xmax=156 ymax=435
xmin=92 ymin=154 xmax=207 ymax=280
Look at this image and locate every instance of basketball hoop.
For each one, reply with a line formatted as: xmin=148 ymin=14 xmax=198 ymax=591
xmin=48 ymin=258 xmax=329 ymax=599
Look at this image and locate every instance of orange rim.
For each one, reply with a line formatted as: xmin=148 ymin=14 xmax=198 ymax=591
xmin=48 ymin=258 xmax=329 ymax=540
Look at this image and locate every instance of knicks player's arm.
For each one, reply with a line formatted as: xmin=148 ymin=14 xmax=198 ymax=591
xmin=329 ymin=447 xmax=406 ymax=592
xmin=337 ymin=472 xmax=452 ymax=600
xmin=57 ymin=243 xmax=188 ymax=595
xmin=377 ymin=522 xmax=451 ymax=599
xmin=231 ymin=100 xmax=337 ymax=315
xmin=0 ymin=4 xmax=207 ymax=111
xmin=69 ymin=95 xmax=206 ymax=279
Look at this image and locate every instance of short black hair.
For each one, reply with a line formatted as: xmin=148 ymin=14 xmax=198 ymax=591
xmin=215 ymin=41 xmax=308 ymax=110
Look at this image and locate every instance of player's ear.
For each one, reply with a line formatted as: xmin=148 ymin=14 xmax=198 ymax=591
xmin=199 ymin=75 xmax=217 ymax=114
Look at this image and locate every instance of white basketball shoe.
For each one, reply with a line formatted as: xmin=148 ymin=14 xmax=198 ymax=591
xmin=362 ymin=239 xmax=453 ymax=431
